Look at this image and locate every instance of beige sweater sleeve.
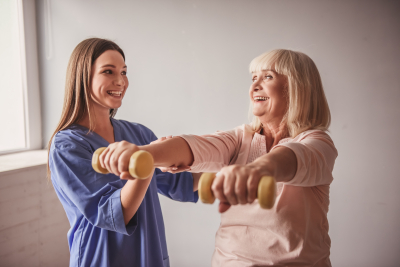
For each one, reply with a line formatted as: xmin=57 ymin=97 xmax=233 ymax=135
xmin=273 ymin=130 xmax=338 ymax=186
xmin=179 ymin=127 xmax=244 ymax=172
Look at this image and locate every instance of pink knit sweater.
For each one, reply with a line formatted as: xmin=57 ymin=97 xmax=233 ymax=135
xmin=180 ymin=124 xmax=338 ymax=267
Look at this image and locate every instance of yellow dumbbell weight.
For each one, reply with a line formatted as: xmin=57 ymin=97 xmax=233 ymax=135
xmin=198 ymin=173 xmax=276 ymax=209
xmin=92 ymin=147 xmax=154 ymax=179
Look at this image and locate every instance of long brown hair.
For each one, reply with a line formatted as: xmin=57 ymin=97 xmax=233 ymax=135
xmin=47 ymin=38 xmax=125 ymax=178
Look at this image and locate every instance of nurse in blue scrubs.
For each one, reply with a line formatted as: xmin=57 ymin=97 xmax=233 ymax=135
xmin=47 ymin=38 xmax=199 ymax=267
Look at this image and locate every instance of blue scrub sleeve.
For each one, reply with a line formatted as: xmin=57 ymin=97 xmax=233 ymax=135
xmin=145 ymin=129 xmax=198 ymax=203
xmin=50 ymin=140 xmax=137 ymax=236
xmin=155 ymin=168 xmax=198 ymax=202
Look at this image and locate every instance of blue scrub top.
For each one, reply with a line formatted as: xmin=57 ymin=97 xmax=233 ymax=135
xmin=49 ymin=118 xmax=198 ymax=267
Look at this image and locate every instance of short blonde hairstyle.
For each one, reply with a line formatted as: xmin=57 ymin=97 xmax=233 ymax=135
xmin=249 ymin=49 xmax=331 ymax=137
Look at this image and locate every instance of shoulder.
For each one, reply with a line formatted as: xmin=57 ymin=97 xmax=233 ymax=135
xmin=112 ymin=118 xmax=157 ymax=143
xmin=50 ymin=125 xmax=93 ymax=156
xmin=279 ymin=129 xmax=337 ymax=154
xmin=114 ymin=119 xmax=153 ymax=133
xmin=296 ymin=129 xmax=334 ymax=144
xmin=215 ymin=124 xmax=253 ymax=137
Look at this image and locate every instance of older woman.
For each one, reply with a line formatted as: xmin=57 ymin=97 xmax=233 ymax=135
xmin=100 ymin=49 xmax=338 ymax=266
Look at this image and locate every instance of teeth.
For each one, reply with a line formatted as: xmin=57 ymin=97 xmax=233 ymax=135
xmin=254 ymin=96 xmax=268 ymax=101
xmin=107 ymin=91 xmax=122 ymax=96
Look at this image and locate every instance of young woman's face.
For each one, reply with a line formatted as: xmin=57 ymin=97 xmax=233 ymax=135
xmin=249 ymin=69 xmax=288 ymax=124
xmin=90 ymin=50 xmax=128 ymax=111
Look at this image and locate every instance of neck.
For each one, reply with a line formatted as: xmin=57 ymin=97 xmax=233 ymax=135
xmin=260 ymin=118 xmax=287 ymax=152
xmin=77 ymin=104 xmax=115 ymax=143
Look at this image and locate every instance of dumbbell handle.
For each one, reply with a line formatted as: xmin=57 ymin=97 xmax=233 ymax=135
xmin=92 ymin=147 xmax=154 ymax=179
xmin=198 ymin=173 xmax=276 ymax=209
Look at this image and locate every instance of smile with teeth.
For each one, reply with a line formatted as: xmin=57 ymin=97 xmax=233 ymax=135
xmin=254 ymin=96 xmax=269 ymax=101
xmin=107 ymin=91 xmax=122 ymax=97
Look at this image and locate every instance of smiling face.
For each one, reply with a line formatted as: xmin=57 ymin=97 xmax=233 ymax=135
xmin=90 ymin=50 xmax=128 ymax=112
xmin=249 ymin=69 xmax=288 ymax=126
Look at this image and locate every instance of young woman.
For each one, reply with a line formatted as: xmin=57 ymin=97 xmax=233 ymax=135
xmin=99 ymin=49 xmax=338 ymax=266
xmin=48 ymin=38 xmax=199 ymax=267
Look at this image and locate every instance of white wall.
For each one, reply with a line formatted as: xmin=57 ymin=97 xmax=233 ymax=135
xmin=35 ymin=0 xmax=400 ymax=266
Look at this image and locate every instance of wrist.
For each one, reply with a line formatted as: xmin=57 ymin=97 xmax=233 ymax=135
xmin=248 ymin=159 xmax=276 ymax=178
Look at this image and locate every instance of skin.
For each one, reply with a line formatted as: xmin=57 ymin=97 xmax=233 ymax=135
xmin=100 ymin=68 xmax=298 ymax=213
xmin=78 ymin=50 xmax=128 ymax=143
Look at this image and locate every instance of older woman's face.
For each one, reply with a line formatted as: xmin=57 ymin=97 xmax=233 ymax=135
xmin=249 ymin=70 xmax=288 ymax=124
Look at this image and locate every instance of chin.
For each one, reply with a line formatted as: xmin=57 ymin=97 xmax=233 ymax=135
xmin=252 ymin=109 xmax=265 ymax=117
xmin=108 ymin=101 xmax=122 ymax=109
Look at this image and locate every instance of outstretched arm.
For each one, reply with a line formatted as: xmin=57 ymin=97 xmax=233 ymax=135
xmin=98 ymin=137 xmax=194 ymax=180
xmin=141 ymin=136 xmax=194 ymax=168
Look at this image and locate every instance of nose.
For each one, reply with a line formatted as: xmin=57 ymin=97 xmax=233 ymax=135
xmin=251 ymin=79 xmax=262 ymax=92
xmin=114 ymin=74 xmax=125 ymax=87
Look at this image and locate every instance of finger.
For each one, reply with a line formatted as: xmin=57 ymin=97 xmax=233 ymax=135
xmin=99 ymin=147 xmax=110 ymax=169
xmin=211 ymin=173 xmax=228 ymax=203
xmin=118 ymin=150 xmax=133 ymax=174
xmin=219 ymin=202 xmax=231 ymax=213
xmin=109 ymin=147 xmax=127 ymax=176
xmin=158 ymin=167 xmax=176 ymax=173
xmin=166 ymin=135 xmax=173 ymax=139
xmin=103 ymin=146 xmax=114 ymax=173
xmin=247 ymin=172 xmax=260 ymax=203
xmin=171 ymin=166 xmax=191 ymax=173
xmin=158 ymin=167 xmax=170 ymax=172
xmin=235 ymin=172 xmax=248 ymax=204
xmin=223 ymin=173 xmax=238 ymax=205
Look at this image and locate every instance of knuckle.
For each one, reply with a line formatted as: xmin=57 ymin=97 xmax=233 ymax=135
xmin=225 ymin=187 xmax=234 ymax=196
xmin=235 ymin=186 xmax=244 ymax=195
xmin=249 ymin=183 xmax=258 ymax=192
xmin=211 ymin=183 xmax=219 ymax=192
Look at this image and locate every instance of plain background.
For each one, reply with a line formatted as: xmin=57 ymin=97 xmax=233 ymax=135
xmin=34 ymin=0 xmax=400 ymax=266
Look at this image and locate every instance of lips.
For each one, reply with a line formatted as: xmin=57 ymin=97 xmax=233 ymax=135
xmin=253 ymin=96 xmax=269 ymax=101
xmin=107 ymin=90 xmax=122 ymax=97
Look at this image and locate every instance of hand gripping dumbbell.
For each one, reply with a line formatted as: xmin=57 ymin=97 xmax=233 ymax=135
xmin=198 ymin=173 xmax=277 ymax=209
xmin=91 ymin=147 xmax=154 ymax=179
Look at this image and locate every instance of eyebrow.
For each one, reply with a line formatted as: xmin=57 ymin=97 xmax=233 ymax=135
xmin=251 ymin=69 xmax=276 ymax=75
xmin=100 ymin=64 xmax=127 ymax=69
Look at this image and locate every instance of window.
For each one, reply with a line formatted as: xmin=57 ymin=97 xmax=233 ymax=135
xmin=0 ymin=0 xmax=41 ymax=154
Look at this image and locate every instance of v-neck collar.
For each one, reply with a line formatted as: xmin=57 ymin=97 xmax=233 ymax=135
xmin=72 ymin=118 xmax=122 ymax=146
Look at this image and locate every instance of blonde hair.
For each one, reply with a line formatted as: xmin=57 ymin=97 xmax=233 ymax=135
xmin=47 ymin=38 xmax=125 ymax=178
xmin=249 ymin=49 xmax=331 ymax=137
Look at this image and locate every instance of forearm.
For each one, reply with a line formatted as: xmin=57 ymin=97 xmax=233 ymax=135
xmin=248 ymin=146 xmax=297 ymax=183
xmin=140 ymin=137 xmax=194 ymax=168
xmin=120 ymin=175 xmax=153 ymax=225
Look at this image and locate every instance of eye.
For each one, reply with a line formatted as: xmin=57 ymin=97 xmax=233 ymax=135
xmin=264 ymin=75 xmax=273 ymax=80
xmin=252 ymin=76 xmax=257 ymax=82
xmin=103 ymin=69 xmax=112 ymax=74
xmin=121 ymin=71 xmax=127 ymax=75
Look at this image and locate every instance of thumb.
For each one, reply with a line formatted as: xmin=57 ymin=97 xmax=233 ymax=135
xmin=120 ymin=171 xmax=135 ymax=180
xmin=218 ymin=202 xmax=231 ymax=213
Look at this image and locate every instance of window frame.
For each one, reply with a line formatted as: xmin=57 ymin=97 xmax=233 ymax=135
xmin=0 ymin=0 xmax=42 ymax=155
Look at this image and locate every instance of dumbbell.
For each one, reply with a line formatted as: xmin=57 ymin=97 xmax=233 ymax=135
xmin=92 ymin=147 xmax=154 ymax=179
xmin=92 ymin=148 xmax=276 ymax=209
xmin=198 ymin=173 xmax=276 ymax=209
